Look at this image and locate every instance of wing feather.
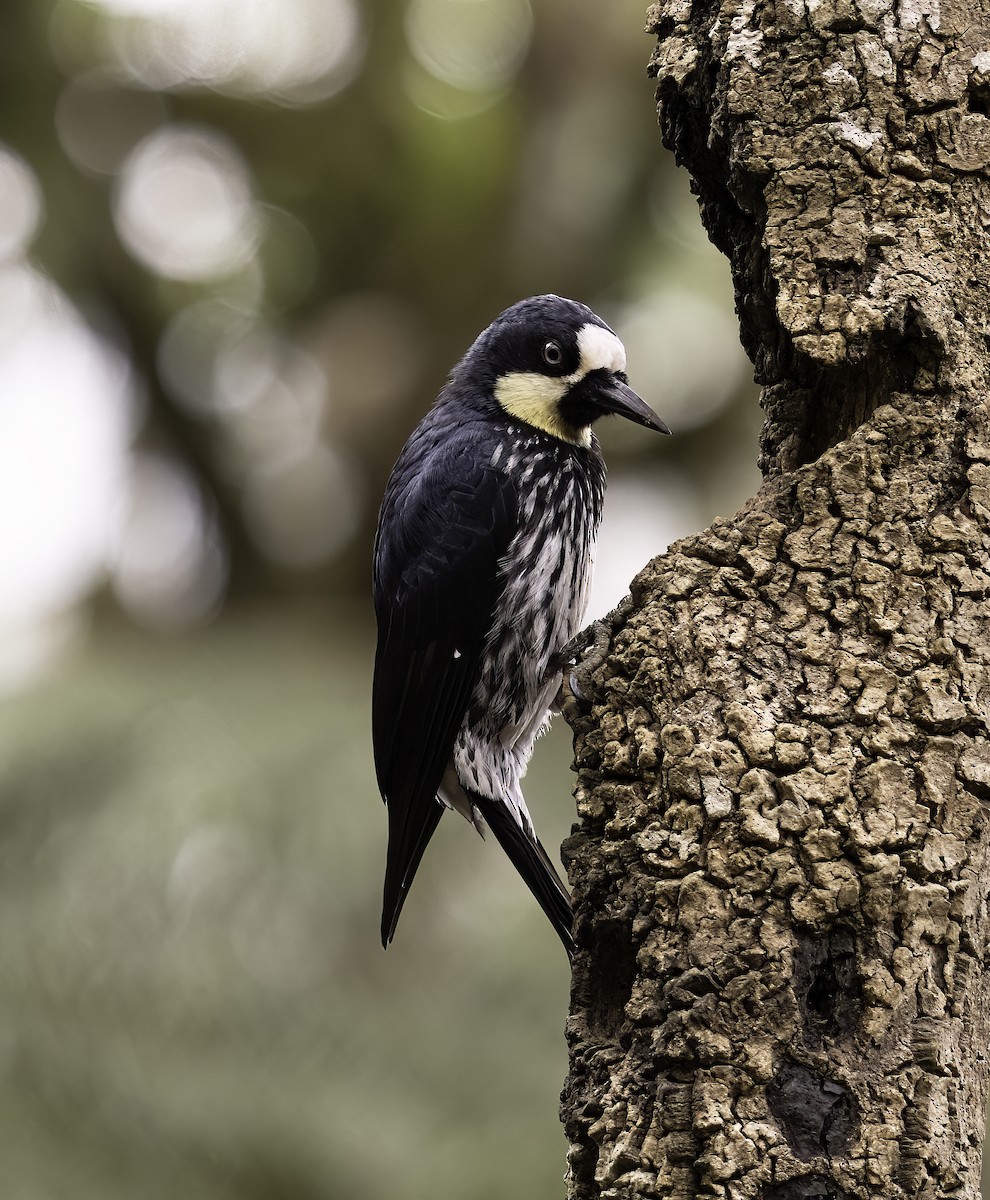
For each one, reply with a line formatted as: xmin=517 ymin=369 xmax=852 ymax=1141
xmin=373 ymin=437 xmax=516 ymax=945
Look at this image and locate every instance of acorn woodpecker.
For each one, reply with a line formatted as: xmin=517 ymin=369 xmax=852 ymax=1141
xmin=373 ymin=295 xmax=669 ymax=958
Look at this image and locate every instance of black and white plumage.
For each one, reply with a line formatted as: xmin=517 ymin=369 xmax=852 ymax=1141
xmin=373 ymin=295 xmax=669 ymax=958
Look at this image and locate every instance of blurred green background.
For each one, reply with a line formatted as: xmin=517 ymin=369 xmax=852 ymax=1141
xmin=0 ymin=0 xmax=786 ymax=1195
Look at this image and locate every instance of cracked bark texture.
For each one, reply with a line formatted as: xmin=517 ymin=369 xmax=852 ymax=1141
xmin=559 ymin=0 xmax=990 ymax=1196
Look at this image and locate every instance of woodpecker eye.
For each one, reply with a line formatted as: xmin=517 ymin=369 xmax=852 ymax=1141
xmin=542 ymin=341 xmax=563 ymax=366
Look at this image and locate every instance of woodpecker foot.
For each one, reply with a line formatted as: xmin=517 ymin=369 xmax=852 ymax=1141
xmin=554 ymin=619 xmax=611 ymax=708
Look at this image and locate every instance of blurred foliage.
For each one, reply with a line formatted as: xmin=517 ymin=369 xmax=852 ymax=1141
xmin=2 ymin=610 xmax=581 ymax=1199
xmin=0 ymin=0 xmax=798 ymax=1195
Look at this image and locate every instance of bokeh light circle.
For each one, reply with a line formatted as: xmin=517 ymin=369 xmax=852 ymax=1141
xmin=405 ymin=0 xmax=533 ymax=92
xmin=0 ymin=145 xmax=44 ymax=262
xmin=113 ymin=125 xmax=260 ymax=281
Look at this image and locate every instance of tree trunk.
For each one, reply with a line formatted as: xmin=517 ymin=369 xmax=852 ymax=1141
xmin=560 ymin=0 xmax=990 ymax=1196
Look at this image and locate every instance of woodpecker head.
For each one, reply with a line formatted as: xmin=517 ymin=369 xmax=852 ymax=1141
xmin=455 ymin=294 xmax=670 ymax=447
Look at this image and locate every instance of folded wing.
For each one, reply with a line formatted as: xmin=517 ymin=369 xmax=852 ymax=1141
xmin=373 ymin=443 xmax=517 ymax=945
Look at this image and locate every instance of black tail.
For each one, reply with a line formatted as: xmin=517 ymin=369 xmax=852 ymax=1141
xmin=472 ymin=794 xmax=574 ymax=960
xmin=381 ymin=801 xmax=444 ymax=949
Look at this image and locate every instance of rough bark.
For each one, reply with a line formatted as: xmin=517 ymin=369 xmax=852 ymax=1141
xmin=559 ymin=0 xmax=990 ymax=1196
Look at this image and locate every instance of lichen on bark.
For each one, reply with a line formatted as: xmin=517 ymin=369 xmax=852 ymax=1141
xmin=559 ymin=0 xmax=990 ymax=1195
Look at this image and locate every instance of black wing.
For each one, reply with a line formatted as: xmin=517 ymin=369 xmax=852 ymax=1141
xmin=373 ymin=436 xmax=516 ymax=946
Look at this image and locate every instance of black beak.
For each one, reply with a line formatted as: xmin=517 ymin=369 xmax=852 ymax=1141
xmin=598 ymin=378 xmax=671 ymax=435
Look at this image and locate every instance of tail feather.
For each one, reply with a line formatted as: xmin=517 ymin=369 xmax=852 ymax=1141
xmin=381 ymin=802 xmax=444 ymax=948
xmin=471 ymin=793 xmax=574 ymax=959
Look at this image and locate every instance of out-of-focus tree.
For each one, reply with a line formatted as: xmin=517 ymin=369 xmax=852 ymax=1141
xmin=0 ymin=0 xmax=759 ymax=685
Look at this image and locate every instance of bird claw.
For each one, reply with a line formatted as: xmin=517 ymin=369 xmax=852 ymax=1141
xmin=553 ymin=619 xmax=611 ymax=707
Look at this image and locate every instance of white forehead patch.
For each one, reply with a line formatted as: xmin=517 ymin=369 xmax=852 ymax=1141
xmin=575 ymin=323 xmax=626 ymax=378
